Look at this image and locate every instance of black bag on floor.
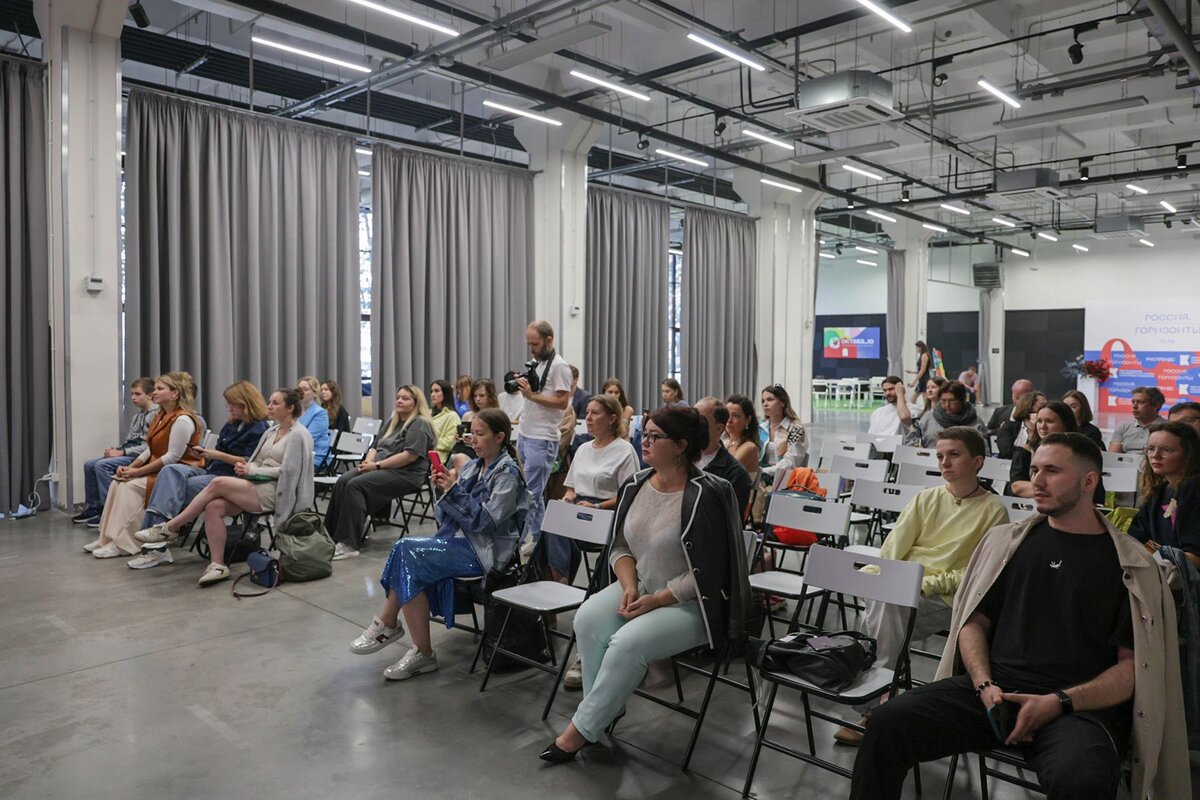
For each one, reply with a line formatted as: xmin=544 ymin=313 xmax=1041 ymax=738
xmin=746 ymin=631 xmax=877 ymax=693
xmin=223 ymin=523 xmax=262 ymax=565
xmin=480 ymin=568 xmax=552 ymax=672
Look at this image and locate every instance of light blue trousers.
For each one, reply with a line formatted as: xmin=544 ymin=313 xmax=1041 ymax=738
xmin=570 ymin=582 xmax=708 ymax=742
xmin=141 ymin=464 xmax=213 ymax=528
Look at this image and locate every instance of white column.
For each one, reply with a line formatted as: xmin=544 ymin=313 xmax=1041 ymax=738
xmin=733 ymin=170 xmax=825 ymax=423
xmin=514 ymin=114 xmax=603 ymax=369
xmin=35 ymin=0 xmax=125 ymax=508
xmin=886 ymin=221 xmax=932 ymax=381
xmin=983 ymin=288 xmax=1006 ymax=404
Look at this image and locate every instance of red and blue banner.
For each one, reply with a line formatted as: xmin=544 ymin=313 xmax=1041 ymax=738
xmin=1084 ymin=300 xmax=1200 ymax=410
xmin=823 ymin=327 xmax=881 ymax=359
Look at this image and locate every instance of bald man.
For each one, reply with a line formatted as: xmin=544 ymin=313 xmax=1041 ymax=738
xmin=987 ymin=379 xmax=1035 ymax=434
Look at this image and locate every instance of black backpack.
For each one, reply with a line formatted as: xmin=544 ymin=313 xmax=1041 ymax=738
xmin=480 ymin=564 xmax=553 ymax=672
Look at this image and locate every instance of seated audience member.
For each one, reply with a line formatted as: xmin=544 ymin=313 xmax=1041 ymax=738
xmin=760 ymin=384 xmax=807 ymax=485
xmin=1169 ymin=401 xmax=1200 ymax=433
xmin=1129 ymin=421 xmax=1200 ymax=568
xmin=85 ymin=372 xmax=203 ymax=558
xmin=694 ymin=397 xmax=752 ymax=516
xmin=453 ymin=374 xmax=473 ymax=418
xmin=569 ymin=365 xmax=593 ymax=420
xmin=498 ymin=372 xmax=525 ymax=424
xmin=320 ymin=380 xmax=351 ymax=433
xmin=916 ymin=376 xmax=947 ymax=419
xmin=451 ymin=378 xmax=499 ymax=471
xmin=996 ymin=390 xmax=1045 ymax=459
xmin=326 ymin=386 xmax=436 ymax=561
xmin=837 ymin=427 xmax=1007 ymax=745
xmin=986 ymin=378 xmax=1035 ymax=435
xmin=348 ymin=409 xmax=529 ymax=680
xmin=541 ymin=406 xmax=749 ymax=764
xmin=1009 ymin=401 xmax=1105 ymax=505
xmin=661 ymin=378 xmax=687 ymax=407
xmin=868 ymin=376 xmax=921 ymax=436
xmin=957 ymin=365 xmax=979 ymax=402
xmin=905 ymin=381 xmax=988 ymax=448
xmin=1062 ymin=389 xmax=1104 ymax=448
xmin=724 ymin=394 xmax=763 ymax=485
xmin=74 ymin=377 xmax=158 ymax=526
xmin=1110 ymin=386 xmax=1165 ymax=454
xmin=134 ymin=388 xmax=314 ymax=585
xmin=428 ymin=379 xmax=462 ymax=463
xmin=297 ymin=375 xmax=331 ymax=468
xmin=850 ymin=433 xmax=1189 ymax=800
xmin=127 ymin=380 xmax=270 ymax=570
xmin=601 ymin=378 xmax=636 ymax=426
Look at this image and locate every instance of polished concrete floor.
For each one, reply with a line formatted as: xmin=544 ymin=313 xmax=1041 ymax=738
xmin=0 ymin=409 xmax=1186 ymax=800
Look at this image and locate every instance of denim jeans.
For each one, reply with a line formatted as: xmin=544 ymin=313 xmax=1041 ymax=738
xmin=141 ymin=464 xmax=214 ymax=528
xmin=516 ymin=435 xmax=560 ymax=566
xmin=83 ymin=455 xmax=134 ymax=510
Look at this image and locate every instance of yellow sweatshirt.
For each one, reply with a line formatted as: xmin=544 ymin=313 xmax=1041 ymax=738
xmin=878 ymin=485 xmax=1008 ymax=604
xmin=431 ymin=408 xmax=461 ymax=462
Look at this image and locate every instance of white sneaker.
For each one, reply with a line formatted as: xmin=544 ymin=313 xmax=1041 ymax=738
xmin=134 ymin=522 xmax=177 ymax=545
xmin=128 ymin=549 xmax=174 ymax=569
xmin=332 ymin=542 xmax=360 ymax=561
xmin=92 ymin=543 xmax=123 ymax=559
xmin=563 ymin=655 xmax=583 ymax=690
xmin=83 ymin=539 xmax=102 ymax=553
xmin=349 ymin=615 xmax=405 ymax=654
xmin=383 ymin=647 xmax=439 ymax=681
xmin=197 ymin=563 xmax=231 ymax=586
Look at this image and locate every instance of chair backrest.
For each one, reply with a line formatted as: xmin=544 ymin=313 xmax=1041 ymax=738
xmin=896 ymin=462 xmax=946 ymax=488
xmin=742 ymin=529 xmax=760 ymax=563
xmin=977 ymin=457 xmax=1012 ymax=484
xmin=815 ymin=472 xmax=842 ymax=497
xmin=200 ymin=431 xmax=218 ymax=450
xmin=335 ymin=432 xmax=374 ymax=456
xmin=1003 ymin=496 xmax=1037 ymax=522
xmin=829 ymin=455 xmax=890 ymax=484
xmin=1101 ymin=465 xmax=1139 ymax=493
xmin=849 ymin=480 xmax=924 ymax=514
xmin=541 ymin=500 xmax=615 ymax=546
xmin=822 ymin=440 xmax=874 ymax=461
xmin=764 ymin=494 xmax=851 ymax=540
xmin=893 ymin=444 xmax=938 ymax=469
xmin=1102 ymin=451 xmax=1141 ymax=469
xmin=804 ymin=545 xmax=924 ymax=609
xmin=352 ymin=417 xmax=382 ymax=436
xmin=856 ymin=432 xmax=901 ymax=453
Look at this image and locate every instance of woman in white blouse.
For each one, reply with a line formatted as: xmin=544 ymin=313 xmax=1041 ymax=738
xmin=564 ymin=395 xmax=640 ymax=511
xmin=760 ymin=384 xmax=807 ymax=487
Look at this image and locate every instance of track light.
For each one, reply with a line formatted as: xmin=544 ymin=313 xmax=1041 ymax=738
xmin=1068 ymin=42 xmax=1084 ymax=65
xmin=932 ymin=72 xmax=948 ymax=88
xmin=713 ymin=117 xmax=728 ymax=137
xmin=1178 ymin=152 xmax=1188 ymax=169
xmin=901 ymin=185 xmax=911 ymax=202
xmin=636 ymin=136 xmax=649 ymax=151
xmin=1080 ymin=165 xmax=1090 ymax=181
xmin=129 ymin=2 xmax=150 ymax=28
xmin=835 ymin=245 xmax=844 ymax=255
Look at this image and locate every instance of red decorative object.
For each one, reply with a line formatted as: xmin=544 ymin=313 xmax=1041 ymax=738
xmin=1082 ymin=358 xmax=1111 ymax=382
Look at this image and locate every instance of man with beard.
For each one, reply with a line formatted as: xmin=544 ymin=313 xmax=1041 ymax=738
xmin=868 ymin=376 xmax=922 ymax=437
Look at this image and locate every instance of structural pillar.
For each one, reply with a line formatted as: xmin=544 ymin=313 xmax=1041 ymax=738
xmin=982 ymin=288 xmax=1006 ymax=405
xmin=733 ymin=169 xmax=824 ymax=423
xmin=886 ymin=220 xmax=932 ymax=389
xmin=34 ymin=0 xmax=125 ymax=508
xmin=514 ymin=113 xmax=603 ymax=369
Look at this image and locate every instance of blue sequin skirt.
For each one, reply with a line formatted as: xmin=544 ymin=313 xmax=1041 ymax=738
xmin=380 ymin=535 xmax=484 ymax=629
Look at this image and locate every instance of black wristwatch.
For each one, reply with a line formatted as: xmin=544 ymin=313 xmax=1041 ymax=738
xmin=1053 ymin=689 xmax=1074 ymax=714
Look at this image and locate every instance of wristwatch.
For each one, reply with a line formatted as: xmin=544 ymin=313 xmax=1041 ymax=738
xmin=1053 ymin=689 xmax=1074 ymax=714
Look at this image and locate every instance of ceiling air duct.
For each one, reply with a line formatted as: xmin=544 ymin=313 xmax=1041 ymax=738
xmin=785 ymin=71 xmax=903 ymax=133
xmin=972 ymin=262 xmax=1002 ymax=289
xmin=1092 ymin=216 xmax=1147 ymax=240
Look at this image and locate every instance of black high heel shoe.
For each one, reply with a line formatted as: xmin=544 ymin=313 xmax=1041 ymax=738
xmin=539 ymin=739 xmax=592 ymax=765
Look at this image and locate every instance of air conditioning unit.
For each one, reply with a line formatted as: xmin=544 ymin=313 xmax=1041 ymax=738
xmin=973 ymin=262 xmax=1002 ymax=289
xmin=785 ymin=71 xmax=903 ymax=132
xmin=1092 ymin=215 xmax=1146 ymax=240
xmin=990 ymin=168 xmax=1067 ymax=203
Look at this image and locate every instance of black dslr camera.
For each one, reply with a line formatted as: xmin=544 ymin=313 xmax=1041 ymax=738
xmin=504 ymin=359 xmax=542 ymax=394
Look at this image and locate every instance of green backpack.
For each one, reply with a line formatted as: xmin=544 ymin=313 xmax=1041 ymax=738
xmin=276 ymin=511 xmax=335 ymax=582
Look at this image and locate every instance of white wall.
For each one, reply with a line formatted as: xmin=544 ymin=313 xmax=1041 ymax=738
xmin=928 ymin=280 xmax=981 ymax=312
xmin=815 ymin=257 xmax=887 ymax=315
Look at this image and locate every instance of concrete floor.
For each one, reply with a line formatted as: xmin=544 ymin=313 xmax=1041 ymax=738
xmin=0 ymin=409 xmax=1183 ymax=800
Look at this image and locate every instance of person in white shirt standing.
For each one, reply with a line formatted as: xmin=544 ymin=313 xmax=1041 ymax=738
xmin=515 ymin=320 xmax=574 ymax=576
xmin=869 ymin=376 xmax=921 ymax=436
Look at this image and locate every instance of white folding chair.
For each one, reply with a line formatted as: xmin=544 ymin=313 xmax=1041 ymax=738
xmin=1101 ymin=451 xmax=1141 ymax=469
xmin=856 ymin=433 xmax=901 ymax=454
xmin=977 ymin=457 xmax=1012 ymax=489
xmin=1100 ymin=465 xmax=1139 ymax=493
xmin=829 ymin=455 xmax=890 ymax=485
xmin=896 ymin=462 xmax=946 ymax=489
xmin=742 ymin=545 xmax=924 ymax=795
xmin=833 ymin=379 xmax=857 ymax=407
xmin=847 ymin=480 xmax=924 ymax=547
xmin=199 ymin=431 xmax=219 ymax=450
xmin=351 ymin=417 xmax=382 ymax=436
xmin=325 ymin=430 xmax=374 ymax=467
xmin=892 ymin=444 xmax=938 ymax=470
xmin=869 ymin=376 xmax=886 ymax=403
xmin=811 ymin=380 xmax=829 ymax=407
xmin=821 ymin=440 xmax=874 ymax=465
xmin=1003 ymin=496 xmax=1037 ymax=522
xmin=481 ymin=501 xmax=614 ymax=693
xmin=815 ymin=472 xmax=843 ymax=498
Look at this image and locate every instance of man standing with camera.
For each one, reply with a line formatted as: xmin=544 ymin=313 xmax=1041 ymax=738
xmin=515 ymin=321 xmax=573 ymax=573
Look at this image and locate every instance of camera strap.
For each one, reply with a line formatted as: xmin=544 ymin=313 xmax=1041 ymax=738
xmin=537 ymin=352 xmax=555 ymax=390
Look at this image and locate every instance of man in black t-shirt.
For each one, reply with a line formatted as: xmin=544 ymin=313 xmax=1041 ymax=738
xmin=850 ymin=433 xmax=1190 ymax=800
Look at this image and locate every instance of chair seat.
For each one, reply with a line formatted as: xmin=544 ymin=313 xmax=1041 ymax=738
xmin=335 ymin=453 xmax=363 ymax=461
xmin=761 ymin=663 xmax=896 ymax=703
xmin=849 ymin=512 xmax=873 ymax=524
xmin=881 ymin=521 xmax=896 ymax=532
xmin=314 ymin=476 xmax=339 ymax=486
xmin=845 ymin=545 xmax=882 ymax=558
xmin=748 ymin=571 xmax=820 ymax=599
xmin=490 ymin=581 xmax=586 ymax=613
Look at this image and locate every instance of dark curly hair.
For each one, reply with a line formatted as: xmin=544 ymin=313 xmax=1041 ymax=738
xmin=648 ymin=405 xmax=709 ymax=464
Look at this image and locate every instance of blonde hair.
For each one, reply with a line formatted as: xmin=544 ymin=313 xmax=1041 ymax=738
xmin=588 ymin=395 xmax=628 ymax=440
xmin=223 ymin=380 xmax=268 ymax=423
xmin=155 ymin=371 xmax=200 ymax=426
xmin=382 ymin=384 xmax=433 ymax=439
xmin=298 ymin=375 xmax=321 ymax=396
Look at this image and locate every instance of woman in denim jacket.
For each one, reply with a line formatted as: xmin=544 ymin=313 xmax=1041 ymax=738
xmin=348 ymin=408 xmax=530 ymax=681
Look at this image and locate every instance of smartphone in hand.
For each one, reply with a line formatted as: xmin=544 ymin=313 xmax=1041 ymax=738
xmin=428 ymin=450 xmax=445 ymax=474
xmin=986 ymin=700 xmax=1018 ymax=743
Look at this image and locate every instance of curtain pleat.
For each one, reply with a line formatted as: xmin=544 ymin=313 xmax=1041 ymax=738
xmin=887 ymin=249 xmax=906 ymax=377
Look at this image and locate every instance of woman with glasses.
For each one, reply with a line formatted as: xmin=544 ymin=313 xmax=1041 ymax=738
xmin=1130 ymin=421 xmax=1200 ymax=569
xmin=760 ymin=384 xmax=807 ymax=485
xmin=540 ymin=405 xmax=750 ymax=764
xmin=905 ymin=380 xmax=988 ymax=448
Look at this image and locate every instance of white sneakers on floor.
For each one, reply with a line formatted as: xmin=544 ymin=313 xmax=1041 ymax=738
xmin=92 ymin=543 xmax=123 ymax=559
xmin=134 ymin=522 xmax=177 ymax=546
xmin=83 ymin=539 xmax=102 ymax=553
xmin=383 ymin=647 xmax=439 ymax=681
xmin=197 ymin=563 xmax=230 ymax=586
xmin=349 ymin=616 xmax=404 ymax=655
xmin=563 ymin=655 xmax=583 ymax=690
xmin=128 ymin=549 xmax=174 ymax=569
xmin=332 ymin=542 xmax=360 ymax=561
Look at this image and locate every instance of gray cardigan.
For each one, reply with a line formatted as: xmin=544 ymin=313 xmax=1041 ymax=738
xmin=246 ymin=423 xmax=314 ymax=528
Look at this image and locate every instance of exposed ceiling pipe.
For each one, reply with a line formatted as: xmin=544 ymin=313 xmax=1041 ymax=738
xmin=1145 ymin=0 xmax=1200 ymax=78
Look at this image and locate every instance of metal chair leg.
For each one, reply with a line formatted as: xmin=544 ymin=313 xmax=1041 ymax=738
xmin=681 ymin=656 xmax=721 ymax=771
xmin=742 ymin=682 xmax=779 ymax=798
xmin=478 ymin=606 xmax=513 ymax=692
xmin=541 ymin=634 xmax=576 ymax=721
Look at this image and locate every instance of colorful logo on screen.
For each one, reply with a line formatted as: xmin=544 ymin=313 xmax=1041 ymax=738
xmin=824 ymin=327 xmax=881 ymax=359
xmin=1086 ymin=338 xmax=1200 ymax=409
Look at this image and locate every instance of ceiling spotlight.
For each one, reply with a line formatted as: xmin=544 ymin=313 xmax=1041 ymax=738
xmin=835 ymin=245 xmax=844 ymax=255
xmin=901 ymin=185 xmax=911 ymax=202
xmin=932 ymin=72 xmax=948 ymax=88
xmin=1067 ymin=42 xmax=1084 ymax=65
xmin=636 ymin=136 xmax=649 ymax=151
xmin=1080 ymin=165 xmax=1090 ymax=181
xmin=129 ymin=1 xmax=150 ymax=28
xmin=714 ymin=117 xmax=728 ymax=138
xmin=1165 ymin=220 xmax=1174 ymax=229
xmin=1178 ymin=152 xmax=1188 ymax=169
xmin=1161 ymin=200 xmax=1178 ymax=213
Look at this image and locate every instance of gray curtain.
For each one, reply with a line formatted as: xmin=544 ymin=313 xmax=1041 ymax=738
xmin=681 ymin=207 xmax=757 ymax=401
xmin=979 ymin=288 xmax=993 ymax=404
xmin=0 ymin=58 xmax=50 ymax=513
xmin=886 ymin=249 xmax=906 ymax=377
xmin=584 ymin=187 xmax=669 ymax=410
xmin=125 ymin=90 xmax=361 ymax=422
xmin=371 ymin=147 xmax=533 ymax=399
